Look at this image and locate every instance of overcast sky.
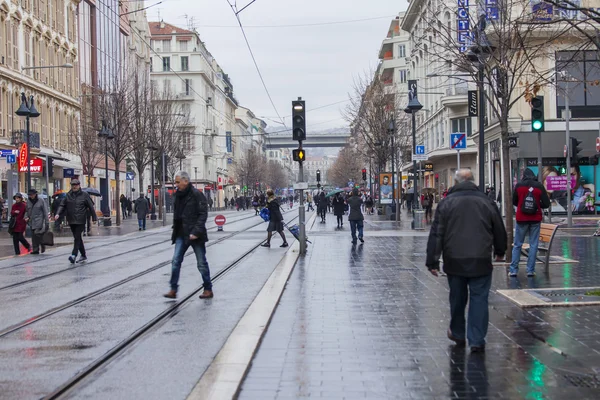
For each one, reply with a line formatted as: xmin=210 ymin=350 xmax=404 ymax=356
xmin=156 ymin=0 xmax=409 ymax=132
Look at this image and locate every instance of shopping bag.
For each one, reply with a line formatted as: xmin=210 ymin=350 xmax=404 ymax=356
xmin=42 ymin=230 xmax=55 ymax=246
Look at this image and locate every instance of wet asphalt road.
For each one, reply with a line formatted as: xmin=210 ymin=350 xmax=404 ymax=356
xmin=0 ymin=208 xmax=303 ymax=399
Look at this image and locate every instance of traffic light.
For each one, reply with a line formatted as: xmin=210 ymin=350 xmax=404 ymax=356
xmin=292 ymin=99 xmax=306 ymax=141
xmin=571 ymin=137 xmax=583 ymax=165
xmin=316 ymin=170 xmax=321 ymax=182
xmin=362 ymin=168 xmax=367 ymax=181
xmin=292 ymin=149 xmax=306 ymax=163
xmin=531 ymin=96 xmax=544 ymax=132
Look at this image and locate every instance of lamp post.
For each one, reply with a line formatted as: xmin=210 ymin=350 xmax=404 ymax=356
xmin=147 ymin=145 xmax=158 ymax=220
xmin=404 ymin=94 xmax=423 ymax=226
xmin=15 ymin=93 xmax=41 ymax=193
xmin=98 ymin=120 xmax=114 ymax=218
xmin=176 ymin=150 xmax=186 ymax=170
xmin=387 ymin=119 xmax=398 ymax=220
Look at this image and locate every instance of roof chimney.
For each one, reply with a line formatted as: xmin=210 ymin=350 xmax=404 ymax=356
xmin=160 ymin=20 xmax=165 ymax=29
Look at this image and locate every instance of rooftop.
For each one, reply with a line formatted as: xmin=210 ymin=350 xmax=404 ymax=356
xmin=149 ymin=20 xmax=195 ymax=36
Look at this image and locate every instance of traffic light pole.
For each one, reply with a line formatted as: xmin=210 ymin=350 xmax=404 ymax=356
xmin=298 ymin=142 xmax=306 ymax=255
xmin=565 ymin=82 xmax=572 ymax=228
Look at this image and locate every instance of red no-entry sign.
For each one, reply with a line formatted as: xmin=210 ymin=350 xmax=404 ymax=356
xmin=214 ymin=215 xmax=226 ymax=226
xmin=596 ymin=137 xmax=600 ymax=152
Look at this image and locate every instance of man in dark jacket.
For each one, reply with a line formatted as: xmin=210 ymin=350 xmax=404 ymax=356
xmin=261 ymin=189 xmax=288 ymax=248
xmin=347 ymin=189 xmax=364 ymax=244
xmin=134 ymin=193 xmax=149 ymax=230
xmin=164 ymin=171 xmax=213 ymax=299
xmin=332 ymin=192 xmax=346 ymax=228
xmin=509 ymin=168 xmax=551 ymax=277
xmin=426 ymin=169 xmax=507 ymax=353
xmin=56 ymin=179 xmax=97 ymax=263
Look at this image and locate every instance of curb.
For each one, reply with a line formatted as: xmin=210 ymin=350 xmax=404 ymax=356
xmin=186 ymin=212 xmax=317 ymax=400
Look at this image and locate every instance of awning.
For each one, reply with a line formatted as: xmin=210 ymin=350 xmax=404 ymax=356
xmin=52 ymin=159 xmax=81 ymax=169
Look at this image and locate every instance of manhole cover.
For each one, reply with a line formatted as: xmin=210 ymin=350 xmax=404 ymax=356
xmin=564 ymin=374 xmax=600 ymax=388
xmin=530 ymin=288 xmax=600 ymax=304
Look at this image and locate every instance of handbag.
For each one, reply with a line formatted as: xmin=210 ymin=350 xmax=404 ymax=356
xmin=7 ymin=216 xmax=16 ymax=235
xmin=42 ymin=230 xmax=55 ymax=246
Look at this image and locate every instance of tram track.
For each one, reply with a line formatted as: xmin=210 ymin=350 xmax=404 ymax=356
xmin=0 ymin=211 xmax=260 ymax=271
xmin=0 ymin=210 xmax=280 ymax=292
xmin=42 ymin=212 xmax=300 ymax=400
xmin=0 ymin=208 xmax=300 ymax=337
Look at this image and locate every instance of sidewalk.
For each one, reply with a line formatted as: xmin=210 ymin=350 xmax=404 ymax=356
xmin=239 ymin=211 xmax=600 ymax=399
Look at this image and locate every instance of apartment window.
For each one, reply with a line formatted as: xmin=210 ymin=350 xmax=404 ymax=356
xmin=162 ymin=57 xmax=170 ymax=71
xmin=150 ymin=57 xmax=153 ymax=72
xmin=179 ymin=40 xmax=188 ymax=52
xmin=451 ymin=118 xmax=467 ymax=136
xmin=162 ymin=40 xmax=171 ymax=52
xmin=399 ymin=70 xmax=407 ymax=84
xmin=398 ymin=44 xmax=406 ymax=58
xmin=181 ymin=104 xmax=190 ymax=115
xmin=556 ymin=51 xmax=600 ymax=118
xmin=183 ymin=79 xmax=192 ymax=95
xmin=181 ymin=56 xmax=189 ymax=71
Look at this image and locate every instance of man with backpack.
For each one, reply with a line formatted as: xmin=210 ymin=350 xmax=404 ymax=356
xmin=510 ymin=169 xmax=550 ymax=277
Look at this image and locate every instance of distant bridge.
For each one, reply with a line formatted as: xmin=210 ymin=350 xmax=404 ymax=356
xmin=263 ymin=132 xmax=351 ymax=148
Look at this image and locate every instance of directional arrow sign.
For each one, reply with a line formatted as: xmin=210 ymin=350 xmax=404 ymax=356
xmin=450 ymin=133 xmax=467 ymax=150
xmin=415 ymin=145 xmax=426 ymax=154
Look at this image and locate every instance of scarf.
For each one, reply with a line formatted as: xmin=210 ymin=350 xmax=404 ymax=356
xmin=174 ymin=185 xmax=191 ymax=220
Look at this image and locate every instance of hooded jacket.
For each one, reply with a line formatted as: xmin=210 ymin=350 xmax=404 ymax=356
xmin=513 ymin=169 xmax=550 ymax=224
xmin=426 ymin=181 xmax=507 ymax=277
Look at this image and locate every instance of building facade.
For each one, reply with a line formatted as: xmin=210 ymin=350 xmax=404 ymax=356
xmin=0 ymin=0 xmax=81 ymax=207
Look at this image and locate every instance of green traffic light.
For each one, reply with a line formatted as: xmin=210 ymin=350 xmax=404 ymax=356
xmin=532 ymin=120 xmax=543 ymax=130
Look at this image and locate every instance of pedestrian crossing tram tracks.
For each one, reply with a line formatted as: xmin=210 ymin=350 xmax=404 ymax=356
xmin=41 ymin=212 xmax=299 ymax=400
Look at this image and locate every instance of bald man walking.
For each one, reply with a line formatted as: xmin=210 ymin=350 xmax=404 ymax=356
xmin=426 ymin=169 xmax=507 ymax=353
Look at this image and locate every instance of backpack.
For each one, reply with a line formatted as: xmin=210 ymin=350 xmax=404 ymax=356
xmin=521 ymin=187 xmax=538 ymax=215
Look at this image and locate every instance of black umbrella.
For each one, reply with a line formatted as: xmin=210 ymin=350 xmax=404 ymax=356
xmin=82 ymin=187 xmax=102 ymax=197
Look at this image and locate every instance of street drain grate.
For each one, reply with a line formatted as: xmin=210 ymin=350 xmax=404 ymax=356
xmin=563 ymin=374 xmax=600 ymax=388
xmin=529 ymin=287 xmax=600 ymax=304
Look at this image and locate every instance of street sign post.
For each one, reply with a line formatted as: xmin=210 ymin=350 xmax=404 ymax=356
xmin=0 ymin=149 xmax=17 ymax=157
xmin=214 ymin=214 xmax=226 ymax=232
xmin=412 ymin=145 xmax=427 ymax=162
xmin=6 ymin=154 xmax=16 ymax=164
xmin=451 ymin=133 xmax=467 ymax=169
xmin=126 ymin=172 xmax=135 ymax=180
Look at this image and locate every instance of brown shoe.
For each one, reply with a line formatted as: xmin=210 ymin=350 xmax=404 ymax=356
xmin=163 ymin=290 xmax=177 ymax=299
xmin=447 ymin=329 xmax=466 ymax=346
xmin=199 ymin=290 xmax=214 ymax=299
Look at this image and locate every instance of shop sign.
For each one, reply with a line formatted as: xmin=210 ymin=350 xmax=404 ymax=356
xmin=19 ymin=157 xmax=43 ymax=173
xmin=18 ymin=143 xmax=28 ymax=170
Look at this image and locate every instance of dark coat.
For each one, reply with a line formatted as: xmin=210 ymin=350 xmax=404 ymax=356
xmin=347 ymin=195 xmax=364 ymax=221
xmin=10 ymin=202 xmax=27 ymax=233
xmin=317 ymin=194 xmax=327 ymax=213
xmin=266 ymin=197 xmax=284 ymax=222
xmin=26 ymin=197 xmax=49 ymax=234
xmin=171 ymin=185 xmax=209 ymax=244
xmin=57 ymin=189 xmax=97 ymax=226
xmin=426 ymin=181 xmax=507 ymax=277
xmin=332 ymin=195 xmax=346 ymax=216
xmin=134 ymin=196 xmax=149 ymax=219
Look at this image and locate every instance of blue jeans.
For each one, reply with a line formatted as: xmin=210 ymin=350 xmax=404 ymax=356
xmin=510 ymin=222 xmax=540 ymax=274
xmin=138 ymin=218 xmax=146 ymax=230
xmin=170 ymin=236 xmax=212 ymax=292
xmin=447 ymin=274 xmax=492 ymax=347
xmin=349 ymin=220 xmax=363 ymax=242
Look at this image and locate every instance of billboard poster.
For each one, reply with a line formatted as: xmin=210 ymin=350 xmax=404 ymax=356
xmin=379 ymin=172 xmax=400 ymax=205
xmin=524 ymin=164 xmax=596 ymax=213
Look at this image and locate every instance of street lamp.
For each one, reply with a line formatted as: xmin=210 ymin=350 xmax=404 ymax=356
xmin=147 ymin=144 xmax=159 ymax=220
xmin=176 ymin=150 xmax=186 ymax=170
xmin=466 ymin=15 xmax=493 ymax=192
xmin=404 ymin=93 xmax=423 ymax=224
xmin=98 ymin=120 xmax=114 ymax=218
xmin=15 ymin=93 xmax=40 ymax=193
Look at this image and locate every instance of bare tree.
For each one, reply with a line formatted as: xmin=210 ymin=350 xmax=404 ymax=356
xmin=235 ymin=148 xmax=263 ymax=196
xmin=264 ymin=160 xmax=289 ymax=190
xmin=328 ymin=146 xmax=364 ymax=188
xmin=413 ymin=4 xmax=585 ymax=260
xmin=77 ymin=86 xmax=103 ymax=187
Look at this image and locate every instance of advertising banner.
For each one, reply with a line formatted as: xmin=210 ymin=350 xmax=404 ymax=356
xmin=379 ymin=172 xmax=400 ymax=205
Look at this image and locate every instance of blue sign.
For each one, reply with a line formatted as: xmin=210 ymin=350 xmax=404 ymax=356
xmin=416 ymin=145 xmax=426 ymax=155
xmin=63 ymin=168 xmax=75 ymax=178
xmin=226 ymin=131 xmax=232 ymax=153
xmin=532 ymin=2 xmax=553 ymax=21
xmin=126 ymin=172 xmax=135 ymax=180
xmin=457 ymin=0 xmax=470 ymax=53
xmin=227 ymin=157 xmax=233 ymax=164
xmin=0 ymin=149 xmax=17 ymax=157
xmin=486 ymin=0 xmax=499 ymax=20
xmin=6 ymin=154 xmax=16 ymax=164
xmin=450 ymin=133 xmax=467 ymax=150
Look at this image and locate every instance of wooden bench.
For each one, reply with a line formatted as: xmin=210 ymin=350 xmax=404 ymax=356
xmin=519 ymin=223 xmax=559 ymax=268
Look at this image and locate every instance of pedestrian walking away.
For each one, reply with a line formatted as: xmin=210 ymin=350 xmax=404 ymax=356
xmin=347 ymin=188 xmax=364 ymax=244
xmin=332 ymin=192 xmax=346 ymax=228
xmin=365 ymin=195 xmax=374 ymax=215
xmin=134 ymin=193 xmax=149 ymax=230
xmin=56 ymin=179 xmax=97 ymax=264
xmin=509 ymin=168 xmax=551 ymax=277
xmin=164 ymin=171 xmax=213 ymax=299
xmin=426 ymin=169 xmax=507 ymax=353
xmin=317 ymin=192 xmax=327 ymax=222
xmin=10 ymin=193 xmax=31 ymax=255
xmin=261 ymin=189 xmax=288 ymax=248
xmin=26 ymin=189 xmax=49 ymax=254
xmin=120 ymin=194 xmax=128 ymax=219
